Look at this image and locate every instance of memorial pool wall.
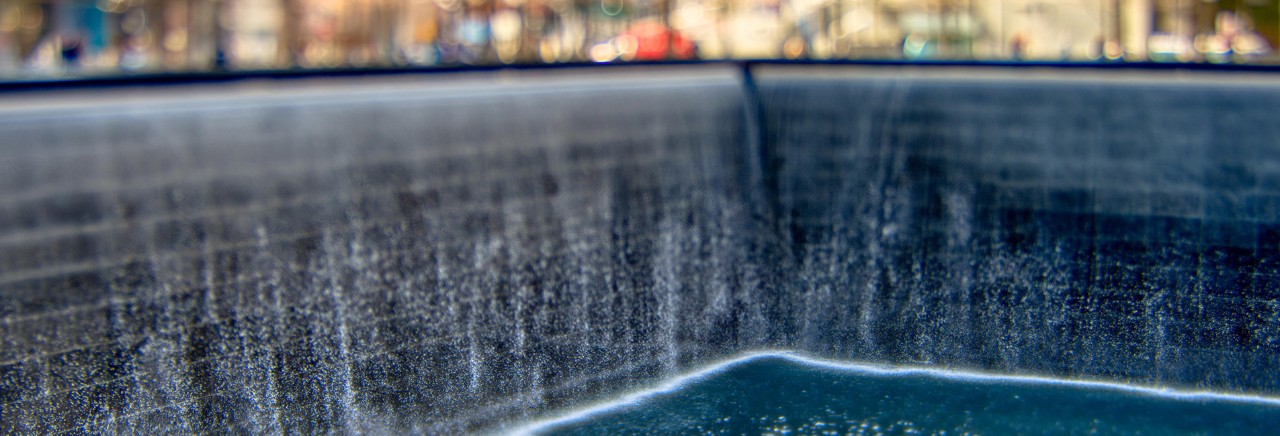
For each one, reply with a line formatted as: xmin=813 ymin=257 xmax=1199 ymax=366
xmin=1 ymin=64 xmax=1277 ymax=432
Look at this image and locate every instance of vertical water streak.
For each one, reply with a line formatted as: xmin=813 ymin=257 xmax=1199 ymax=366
xmin=858 ymin=79 xmax=911 ymax=354
xmin=503 ymin=198 xmax=539 ymax=414
xmin=655 ymin=217 xmax=681 ymax=374
xmin=254 ymin=225 xmax=285 ymax=431
xmin=323 ymin=229 xmax=357 ymax=432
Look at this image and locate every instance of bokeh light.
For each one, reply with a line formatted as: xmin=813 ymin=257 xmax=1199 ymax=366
xmin=0 ymin=0 xmax=1277 ymax=78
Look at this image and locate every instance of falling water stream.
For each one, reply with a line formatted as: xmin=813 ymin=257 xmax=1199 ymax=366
xmin=1 ymin=65 xmax=1278 ymax=433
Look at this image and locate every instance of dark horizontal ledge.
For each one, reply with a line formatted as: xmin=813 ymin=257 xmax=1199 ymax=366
xmin=5 ymin=58 xmax=1280 ymax=94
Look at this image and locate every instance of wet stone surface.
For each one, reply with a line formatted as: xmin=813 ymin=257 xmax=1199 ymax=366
xmin=1 ymin=67 xmax=1278 ymax=432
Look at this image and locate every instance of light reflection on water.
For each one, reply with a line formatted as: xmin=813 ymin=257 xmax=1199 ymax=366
xmin=514 ymin=351 xmax=1280 ymax=435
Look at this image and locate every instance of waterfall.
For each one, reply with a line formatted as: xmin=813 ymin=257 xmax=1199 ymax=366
xmin=2 ymin=66 xmax=1277 ymax=433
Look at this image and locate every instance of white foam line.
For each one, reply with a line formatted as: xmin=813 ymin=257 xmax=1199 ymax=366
xmin=783 ymin=353 xmax=1280 ymax=406
xmin=508 ymin=349 xmax=1280 ymax=435
xmin=506 ymin=351 xmax=784 ymax=436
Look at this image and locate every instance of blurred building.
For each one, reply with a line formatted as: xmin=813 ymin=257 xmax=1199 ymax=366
xmin=0 ymin=0 xmax=1276 ymax=76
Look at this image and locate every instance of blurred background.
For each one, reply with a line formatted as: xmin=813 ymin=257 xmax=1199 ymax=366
xmin=1 ymin=0 xmax=1277 ymax=77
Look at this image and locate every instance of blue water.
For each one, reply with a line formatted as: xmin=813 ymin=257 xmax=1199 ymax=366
xmin=525 ymin=354 xmax=1280 ymax=434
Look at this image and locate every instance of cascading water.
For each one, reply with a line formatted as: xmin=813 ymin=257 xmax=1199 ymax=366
xmin=1 ymin=65 xmax=1277 ymax=433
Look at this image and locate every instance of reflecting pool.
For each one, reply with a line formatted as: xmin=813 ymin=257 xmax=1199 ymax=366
xmin=524 ymin=353 xmax=1280 ymax=435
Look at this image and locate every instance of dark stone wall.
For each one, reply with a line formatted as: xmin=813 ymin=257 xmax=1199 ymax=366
xmin=1 ymin=65 xmax=1277 ymax=433
xmin=759 ymin=68 xmax=1280 ymax=394
xmin=0 ymin=68 xmax=782 ymax=433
